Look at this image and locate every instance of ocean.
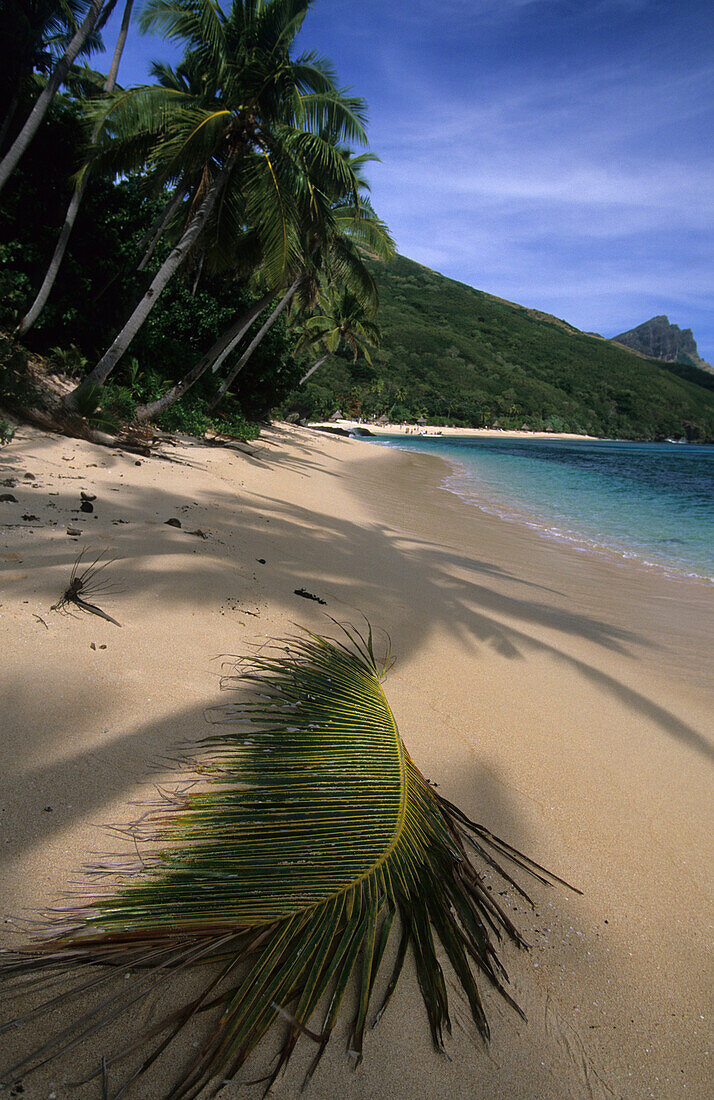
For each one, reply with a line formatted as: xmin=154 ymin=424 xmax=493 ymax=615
xmin=366 ymin=434 xmax=714 ymax=583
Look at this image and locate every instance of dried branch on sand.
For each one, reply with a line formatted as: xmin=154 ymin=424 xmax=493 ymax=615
xmin=51 ymin=549 xmax=122 ymax=627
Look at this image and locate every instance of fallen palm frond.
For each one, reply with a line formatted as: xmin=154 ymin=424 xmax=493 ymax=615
xmin=0 ymin=623 xmax=577 ymax=1099
xmin=51 ymin=548 xmax=122 ymax=626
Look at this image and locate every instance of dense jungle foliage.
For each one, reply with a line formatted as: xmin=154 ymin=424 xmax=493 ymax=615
xmin=287 ymin=255 xmax=714 ymax=441
xmin=0 ymin=0 xmax=393 ymax=440
xmin=0 ymin=97 xmax=297 ymax=438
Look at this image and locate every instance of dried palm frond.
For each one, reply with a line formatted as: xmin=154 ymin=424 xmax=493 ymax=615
xmin=51 ymin=549 xmax=122 ymax=626
xmin=0 ymin=624 xmax=577 ymax=1099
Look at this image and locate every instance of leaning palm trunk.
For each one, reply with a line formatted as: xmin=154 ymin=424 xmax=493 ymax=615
xmin=134 ymin=292 xmax=274 ymax=422
xmin=136 ymin=185 xmax=186 ymax=272
xmin=300 ymin=353 xmax=328 ymax=385
xmin=65 ymin=151 xmax=238 ymax=409
xmin=18 ymin=0 xmax=135 ymax=335
xmin=0 ymin=624 xmax=576 ymax=1099
xmin=0 ymin=90 xmax=20 ymax=153
xmin=208 ymin=276 xmax=301 ymax=410
xmin=0 ymin=0 xmax=110 ymax=196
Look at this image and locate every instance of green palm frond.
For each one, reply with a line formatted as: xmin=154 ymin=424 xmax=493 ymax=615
xmin=0 ymin=624 xmax=574 ymax=1099
xmin=327 ymin=235 xmax=380 ymax=308
xmin=333 ymin=199 xmax=396 ymax=261
xmin=293 ymin=88 xmax=369 ymax=147
xmin=203 ymin=185 xmax=258 ymax=275
xmin=139 ymin=0 xmax=227 ymax=66
xmin=86 ymin=84 xmax=193 ymax=179
xmin=258 ymin=0 xmax=310 ymax=55
xmin=281 ymin=128 xmax=360 ymax=204
xmin=236 ymin=148 xmax=304 ymax=285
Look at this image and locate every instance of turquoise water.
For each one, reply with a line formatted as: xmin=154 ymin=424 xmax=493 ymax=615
xmin=367 ymin=435 xmax=714 ymax=583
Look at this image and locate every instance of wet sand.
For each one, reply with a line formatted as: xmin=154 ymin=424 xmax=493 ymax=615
xmin=0 ymin=422 xmax=711 ymax=1099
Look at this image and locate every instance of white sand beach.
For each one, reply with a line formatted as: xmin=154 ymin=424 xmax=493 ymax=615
xmin=1 ymin=421 xmax=712 ymax=1099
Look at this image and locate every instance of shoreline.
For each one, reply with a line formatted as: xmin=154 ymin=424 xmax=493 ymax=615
xmin=353 ymin=429 xmax=714 ymax=588
xmin=312 ymin=418 xmax=601 ymax=440
xmin=1 ymin=422 xmax=712 ymax=1099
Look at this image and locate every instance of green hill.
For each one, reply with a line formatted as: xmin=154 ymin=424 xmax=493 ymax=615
xmin=290 ymin=255 xmax=714 ymax=441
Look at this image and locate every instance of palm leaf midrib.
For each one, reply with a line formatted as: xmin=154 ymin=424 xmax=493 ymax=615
xmin=0 ymin=626 xmax=572 ymax=1098
xmin=90 ymin=657 xmax=410 ymax=930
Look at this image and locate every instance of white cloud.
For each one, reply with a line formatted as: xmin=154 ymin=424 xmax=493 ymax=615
xmin=359 ymin=42 xmax=714 ymax=358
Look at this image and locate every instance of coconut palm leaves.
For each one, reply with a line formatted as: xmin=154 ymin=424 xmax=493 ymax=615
xmin=0 ymin=0 xmax=111 ymax=194
xmin=64 ymin=0 xmax=373 ymax=403
xmin=298 ymin=284 xmax=381 ymax=385
xmin=0 ymin=624 xmax=574 ymax=1100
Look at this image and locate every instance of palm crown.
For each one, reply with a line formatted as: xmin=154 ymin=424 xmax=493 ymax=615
xmin=62 ymin=0 xmax=390 ymax=400
xmin=303 ymin=285 xmax=381 ymax=361
xmin=90 ymin=0 xmax=370 ymax=288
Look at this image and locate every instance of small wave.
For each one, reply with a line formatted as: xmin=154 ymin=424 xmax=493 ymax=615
xmin=441 ymin=469 xmax=714 ymax=586
xmin=364 ymin=435 xmax=714 ymax=585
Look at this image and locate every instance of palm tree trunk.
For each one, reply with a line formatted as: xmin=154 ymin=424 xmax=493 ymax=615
xmin=85 ymin=184 xmax=185 ymax=311
xmin=134 ymin=292 xmax=274 ymax=422
xmin=208 ymin=277 xmax=301 ymax=411
xmin=0 ymin=0 xmax=109 ymax=196
xmin=208 ymin=291 xmax=276 ymax=376
xmin=100 ymin=0 xmax=133 ymax=88
xmin=65 ymin=151 xmax=238 ymax=408
xmin=299 ymin=354 xmax=328 ymax=386
xmin=17 ymin=0 xmax=135 ymax=336
xmin=18 ymin=176 xmax=90 ymax=335
xmin=0 ymin=90 xmax=20 ymax=153
xmin=137 ymin=186 xmax=185 ymax=272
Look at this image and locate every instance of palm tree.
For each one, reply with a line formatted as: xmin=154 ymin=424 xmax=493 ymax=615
xmin=298 ymin=284 xmax=381 ymax=386
xmin=204 ymin=239 xmax=370 ymax=413
xmin=17 ymin=0 xmax=135 ymax=335
xmin=133 ymin=287 xmax=275 ymax=421
xmin=204 ymin=149 xmax=394 ymax=413
xmin=0 ymin=0 xmax=113 ymax=194
xmin=132 ymin=127 xmax=379 ymax=424
xmin=0 ymin=1 xmax=107 ymax=150
xmin=0 ymin=625 xmax=574 ymax=1099
xmin=64 ymin=0 xmax=369 ymax=408
xmin=125 ymin=57 xmax=393 ymax=425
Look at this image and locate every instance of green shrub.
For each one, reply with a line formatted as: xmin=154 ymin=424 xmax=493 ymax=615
xmin=73 ymin=382 xmax=119 ymax=435
xmin=49 ymin=344 xmax=88 ymax=378
xmin=0 ymin=337 xmax=44 ymax=408
xmin=0 ymin=419 xmax=15 ymax=445
xmin=211 ymin=406 xmax=260 ymax=441
xmin=157 ymin=397 xmax=212 ymax=437
xmin=156 ymin=393 xmax=260 ymax=441
xmin=104 ymin=383 xmax=137 ymax=421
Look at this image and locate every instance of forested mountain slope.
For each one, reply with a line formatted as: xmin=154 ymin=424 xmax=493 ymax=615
xmin=292 ymin=255 xmax=714 ymax=441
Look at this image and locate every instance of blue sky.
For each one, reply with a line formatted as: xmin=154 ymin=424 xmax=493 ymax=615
xmin=99 ymin=0 xmax=714 ymax=362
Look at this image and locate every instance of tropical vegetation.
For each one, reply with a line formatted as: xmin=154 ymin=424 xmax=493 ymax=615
xmin=0 ymin=0 xmax=392 ymax=437
xmin=297 ymin=283 xmax=381 ymax=386
xmin=289 ymin=255 xmax=714 ymax=441
xmin=2 ymin=3 xmax=712 ymax=445
xmin=0 ymin=0 xmax=110 ymax=193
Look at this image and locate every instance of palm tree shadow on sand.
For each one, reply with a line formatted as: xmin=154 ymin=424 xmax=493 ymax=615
xmin=0 ymin=624 xmax=584 ymax=1100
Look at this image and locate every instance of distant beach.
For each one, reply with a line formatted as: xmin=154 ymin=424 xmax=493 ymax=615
xmin=1 ymin=422 xmax=712 ymax=1099
xmin=313 ymin=417 xmax=600 ymax=440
